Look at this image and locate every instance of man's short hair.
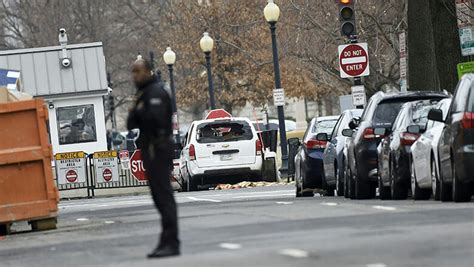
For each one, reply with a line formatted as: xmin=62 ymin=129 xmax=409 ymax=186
xmin=134 ymin=58 xmax=153 ymax=71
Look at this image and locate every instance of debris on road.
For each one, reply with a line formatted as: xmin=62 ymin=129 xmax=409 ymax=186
xmin=214 ymin=181 xmax=295 ymax=190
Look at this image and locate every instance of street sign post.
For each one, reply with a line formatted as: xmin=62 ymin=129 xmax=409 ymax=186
xmin=273 ymin=88 xmax=285 ymax=107
xmin=351 ymin=85 xmax=366 ymax=107
xmin=93 ymin=151 xmax=119 ymax=183
xmin=130 ymin=150 xmax=147 ymax=181
xmin=55 ymin=151 xmax=87 ymax=184
xmin=338 ymin=43 xmax=370 ymax=78
xmin=399 ymin=31 xmax=408 ymax=92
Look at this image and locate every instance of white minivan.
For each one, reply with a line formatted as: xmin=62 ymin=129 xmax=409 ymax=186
xmin=179 ymin=116 xmax=263 ymax=191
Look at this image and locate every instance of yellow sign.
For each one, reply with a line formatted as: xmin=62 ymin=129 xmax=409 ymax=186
xmin=55 ymin=151 xmax=85 ymax=160
xmin=93 ymin=151 xmax=118 ymax=159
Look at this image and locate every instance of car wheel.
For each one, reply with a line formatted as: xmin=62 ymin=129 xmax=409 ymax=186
xmin=322 ymin=174 xmax=335 ymax=196
xmin=336 ymin=163 xmax=344 ymax=197
xmin=439 ymin=164 xmax=452 ymax=202
xmin=390 ymin=160 xmax=408 ymax=200
xmin=187 ymin=176 xmax=198 ymax=192
xmin=431 ymin=158 xmax=441 ymax=201
xmin=378 ymin=173 xmax=391 ymax=200
xmin=355 ymin=173 xmax=374 ymax=200
xmin=411 ymin=160 xmax=430 ymax=200
xmin=452 ymin=161 xmax=471 ymax=202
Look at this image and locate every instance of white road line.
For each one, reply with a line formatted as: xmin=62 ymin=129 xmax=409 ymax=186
xmin=367 ymin=263 xmax=387 ymax=267
xmin=76 ymin=218 xmax=89 ymax=221
xmin=372 ymin=205 xmax=397 ymax=211
xmin=104 ymin=221 xmax=115 ymax=224
xmin=186 ymin=197 xmax=222 ymax=203
xmin=279 ymin=248 xmax=309 ymax=258
xmin=219 ymin=243 xmax=242 ymax=250
xmin=276 ymin=201 xmax=293 ymax=205
xmin=233 ymin=193 xmax=294 ymax=199
xmin=321 ymin=202 xmax=338 ymax=206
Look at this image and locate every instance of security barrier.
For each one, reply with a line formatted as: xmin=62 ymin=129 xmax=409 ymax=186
xmin=55 ymin=150 xmax=149 ymax=198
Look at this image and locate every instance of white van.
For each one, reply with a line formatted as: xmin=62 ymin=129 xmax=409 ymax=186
xmin=179 ymin=116 xmax=263 ymax=191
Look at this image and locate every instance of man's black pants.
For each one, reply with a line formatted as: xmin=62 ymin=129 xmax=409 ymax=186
xmin=142 ymin=147 xmax=179 ymax=249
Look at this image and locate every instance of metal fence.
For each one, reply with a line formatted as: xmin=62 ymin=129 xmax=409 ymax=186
xmin=55 ymin=152 xmax=149 ymax=198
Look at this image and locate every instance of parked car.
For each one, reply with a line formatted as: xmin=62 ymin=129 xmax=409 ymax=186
xmin=410 ymin=98 xmax=452 ymax=200
xmin=377 ymin=98 xmax=446 ymax=200
xmin=346 ymin=91 xmax=448 ymax=199
xmin=322 ymin=109 xmax=363 ymax=196
xmin=179 ymin=116 xmax=263 ymax=191
xmin=295 ymin=115 xmax=339 ymax=197
xmin=430 ymin=74 xmax=474 ymax=202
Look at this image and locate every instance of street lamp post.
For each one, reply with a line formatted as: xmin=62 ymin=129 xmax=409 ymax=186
xmin=200 ymin=32 xmax=216 ymax=110
xmin=264 ymin=0 xmax=288 ymax=177
xmin=163 ymin=46 xmax=181 ymax=145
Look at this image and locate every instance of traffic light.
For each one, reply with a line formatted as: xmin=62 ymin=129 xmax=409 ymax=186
xmin=338 ymin=0 xmax=356 ymax=38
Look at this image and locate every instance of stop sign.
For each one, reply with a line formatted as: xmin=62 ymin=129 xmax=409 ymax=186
xmin=338 ymin=43 xmax=370 ymax=78
xmin=130 ymin=150 xmax=148 ymax=181
xmin=205 ymin=109 xmax=232 ymax=120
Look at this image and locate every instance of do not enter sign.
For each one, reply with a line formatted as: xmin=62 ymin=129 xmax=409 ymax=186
xmin=338 ymin=43 xmax=370 ymax=78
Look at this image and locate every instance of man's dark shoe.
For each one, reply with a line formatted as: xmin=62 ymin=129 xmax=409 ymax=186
xmin=147 ymin=246 xmax=180 ymax=259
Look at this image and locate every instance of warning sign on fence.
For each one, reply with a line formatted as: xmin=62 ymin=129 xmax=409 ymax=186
xmin=55 ymin=151 xmax=87 ymax=184
xmin=93 ymin=151 xmax=119 ymax=183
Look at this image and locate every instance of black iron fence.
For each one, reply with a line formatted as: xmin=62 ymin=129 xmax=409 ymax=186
xmin=55 ymin=152 xmax=149 ymax=198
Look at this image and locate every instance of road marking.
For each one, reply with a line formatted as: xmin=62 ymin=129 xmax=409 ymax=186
xmin=372 ymin=205 xmax=397 ymax=211
xmin=321 ymin=202 xmax=338 ymax=206
xmin=367 ymin=263 xmax=387 ymax=267
xmin=276 ymin=201 xmax=293 ymax=205
xmin=187 ymin=197 xmax=222 ymax=203
xmin=104 ymin=221 xmax=115 ymax=224
xmin=219 ymin=243 xmax=242 ymax=250
xmin=233 ymin=193 xmax=294 ymax=199
xmin=279 ymin=249 xmax=309 ymax=258
xmin=76 ymin=218 xmax=89 ymax=221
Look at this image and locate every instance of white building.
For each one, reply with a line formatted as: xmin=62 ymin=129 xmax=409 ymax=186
xmin=0 ymin=41 xmax=109 ymax=155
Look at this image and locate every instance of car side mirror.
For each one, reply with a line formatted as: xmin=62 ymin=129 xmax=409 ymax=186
xmin=342 ymin=129 xmax=353 ymax=137
xmin=428 ymin=109 xmax=444 ymax=122
xmin=315 ymin=133 xmax=329 ymax=141
xmin=407 ymin=125 xmax=421 ymax=134
xmin=374 ymin=128 xmax=388 ymax=137
xmin=349 ymin=117 xmax=360 ymax=130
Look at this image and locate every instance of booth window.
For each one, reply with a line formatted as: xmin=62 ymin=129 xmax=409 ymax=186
xmin=57 ymin=105 xmax=97 ymax=145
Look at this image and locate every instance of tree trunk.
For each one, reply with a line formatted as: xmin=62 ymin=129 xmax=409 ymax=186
xmin=430 ymin=0 xmax=462 ymax=92
xmin=408 ymin=0 xmax=440 ymax=91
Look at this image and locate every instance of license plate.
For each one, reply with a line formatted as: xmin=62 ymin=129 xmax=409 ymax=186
xmin=220 ymin=154 xmax=233 ymax=161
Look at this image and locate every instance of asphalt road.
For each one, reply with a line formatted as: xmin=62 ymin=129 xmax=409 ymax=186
xmin=1 ymin=185 xmax=473 ymax=267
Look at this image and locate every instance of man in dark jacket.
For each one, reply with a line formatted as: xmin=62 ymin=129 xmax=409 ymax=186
xmin=127 ymin=58 xmax=180 ymax=258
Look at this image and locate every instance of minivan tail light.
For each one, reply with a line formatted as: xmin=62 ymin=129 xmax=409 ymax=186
xmin=400 ymin=132 xmax=420 ymax=146
xmin=256 ymin=139 xmax=263 ymax=156
xmin=461 ymin=112 xmax=474 ymax=129
xmin=189 ymin=144 xmax=196 ymax=160
xmin=363 ymin=128 xmax=376 ymax=139
xmin=305 ymin=139 xmax=327 ymax=149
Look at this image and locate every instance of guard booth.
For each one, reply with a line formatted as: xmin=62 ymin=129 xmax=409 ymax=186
xmin=0 ymin=42 xmax=109 ymax=155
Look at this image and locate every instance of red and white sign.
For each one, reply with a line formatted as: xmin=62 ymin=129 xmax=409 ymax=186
xmin=103 ymin=168 xmax=113 ymax=182
xmin=338 ymin=43 xmax=370 ymax=78
xmin=119 ymin=150 xmax=131 ymax=170
xmin=93 ymin=151 xmax=119 ymax=183
xmin=66 ymin=170 xmax=78 ymax=183
xmin=130 ymin=150 xmax=148 ymax=181
xmin=205 ymin=109 xmax=232 ymax=120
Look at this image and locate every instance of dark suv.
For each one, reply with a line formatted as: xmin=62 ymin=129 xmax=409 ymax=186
xmin=429 ymin=74 xmax=474 ymax=202
xmin=346 ymin=91 xmax=449 ymax=199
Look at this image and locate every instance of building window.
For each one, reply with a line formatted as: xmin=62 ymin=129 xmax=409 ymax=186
xmin=57 ymin=104 xmax=97 ymax=145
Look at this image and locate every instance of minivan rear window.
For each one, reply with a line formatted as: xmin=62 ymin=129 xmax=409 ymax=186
xmin=196 ymin=121 xmax=253 ymax=143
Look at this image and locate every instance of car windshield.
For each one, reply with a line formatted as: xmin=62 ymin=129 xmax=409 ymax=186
xmin=312 ymin=119 xmax=338 ymax=135
xmin=373 ymin=101 xmax=405 ymax=127
xmin=196 ymin=121 xmax=253 ymax=143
